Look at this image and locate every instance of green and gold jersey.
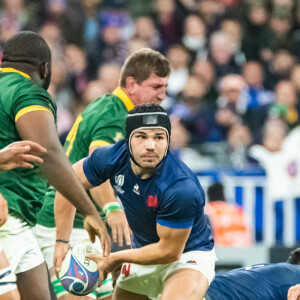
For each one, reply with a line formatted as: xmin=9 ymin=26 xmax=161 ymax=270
xmin=37 ymin=87 xmax=134 ymax=228
xmin=0 ymin=68 xmax=57 ymax=227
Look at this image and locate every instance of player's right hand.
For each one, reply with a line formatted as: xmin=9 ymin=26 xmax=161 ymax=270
xmin=288 ymin=284 xmax=300 ymax=300
xmin=53 ymin=241 xmax=71 ymax=276
xmin=0 ymin=140 xmax=47 ymax=170
xmin=84 ymin=215 xmax=111 ymax=257
xmin=0 ymin=194 xmax=8 ymax=226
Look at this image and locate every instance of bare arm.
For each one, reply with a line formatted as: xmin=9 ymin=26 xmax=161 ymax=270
xmin=0 ymin=194 xmax=8 ymax=226
xmin=89 ymin=146 xmax=131 ymax=247
xmin=16 ymin=111 xmax=110 ymax=254
xmin=88 ymin=223 xmax=192 ymax=274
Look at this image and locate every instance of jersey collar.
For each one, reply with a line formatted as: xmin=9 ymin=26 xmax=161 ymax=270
xmin=0 ymin=67 xmax=31 ymax=79
xmin=112 ymin=87 xmax=134 ymax=111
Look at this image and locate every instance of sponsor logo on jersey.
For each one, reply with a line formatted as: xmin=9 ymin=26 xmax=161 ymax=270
xmin=121 ymin=264 xmax=131 ymax=278
xmin=114 ymin=175 xmax=125 ymax=194
xmin=133 ymin=183 xmax=140 ymax=195
xmin=186 ymin=260 xmax=197 ymax=265
xmin=147 ymin=195 xmax=158 ymax=208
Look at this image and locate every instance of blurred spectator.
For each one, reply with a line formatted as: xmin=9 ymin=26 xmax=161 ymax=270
xmin=171 ymin=75 xmax=221 ymax=143
xmin=291 ymin=65 xmax=300 ymax=101
xmin=182 ymin=14 xmax=207 ymax=66
xmin=128 ymin=38 xmax=149 ymax=54
xmin=265 ymin=50 xmax=296 ymax=89
xmin=166 ymin=44 xmax=189 ymax=98
xmin=241 ymin=2 xmax=273 ymax=62
xmin=205 ymin=182 xmax=253 ymax=247
xmin=197 ymin=0 xmax=223 ymax=36
xmin=227 ymin=124 xmax=252 ymax=170
xmin=97 ymin=63 xmax=121 ymax=93
xmin=215 ymin=74 xmax=246 ymax=138
xmin=269 ymin=80 xmax=300 ymax=129
xmin=242 ymin=61 xmax=273 ymax=141
xmin=65 ymin=44 xmax=89 ymax=99
xmin=193 ymin=59 xmax=218 ymax=108
xmin=208 ymin=31 xmax=242 ymax=81
xmin=152 ymin=0 xmax=182 ymax=52
xmin=134 ymin=16 xmax=161 ymax=51
xmin=170 ymin=115 xmax=214 ymax=171
xmin=220 ymin=18 xmax=245 ymax=66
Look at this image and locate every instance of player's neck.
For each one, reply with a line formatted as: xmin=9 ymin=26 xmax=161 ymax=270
xmin=1 ymin=62 xmax=39 ymax=80
xmin=130 ymin=160 xmax=154 ymax=179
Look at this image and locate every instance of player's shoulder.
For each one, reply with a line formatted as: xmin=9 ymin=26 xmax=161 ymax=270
xmin=158 ymin=152 xmax=204 ymax=198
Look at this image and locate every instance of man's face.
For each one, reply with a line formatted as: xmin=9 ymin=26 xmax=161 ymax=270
xmin=130 ymin=128 xmax=168 ymax=169
xmin=132 ymin=73 xmax=168 ymax=105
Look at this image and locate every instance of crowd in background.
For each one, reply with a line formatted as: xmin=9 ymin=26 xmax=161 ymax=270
xmin=1 ymin=0 xmax=300 ymax=172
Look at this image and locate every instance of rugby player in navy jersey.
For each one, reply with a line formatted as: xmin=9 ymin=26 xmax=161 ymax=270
xmin=205 ymin=248 xmax=300 ymax=300
xmin=54 ymin=103 xmax=216 ymax=300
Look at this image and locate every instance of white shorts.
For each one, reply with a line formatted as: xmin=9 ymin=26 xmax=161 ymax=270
xmin=117 ymin=248 xmax=217 ymax=300
xmin=33 ymin=225 xmax=112 ymax=299
xmin=0 ymin=215 xmax=45 ymax=275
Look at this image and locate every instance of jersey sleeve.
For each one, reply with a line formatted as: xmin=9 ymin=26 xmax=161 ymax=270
xmin=83 ymin=144 xmax=114 ymax=187
xmin=157 ymin=180 xmax=200 ymax=229
xmin=12 ymin=88 xmax=56 ymax=122
xmin=90 ymin=126 xmax=124 ymax=149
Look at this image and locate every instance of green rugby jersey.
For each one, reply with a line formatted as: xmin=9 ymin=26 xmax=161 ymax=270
xmin=37 ymin=87 xmax=134 ymax=228
xmin=0 ymin=68 xmax=57 ymax=227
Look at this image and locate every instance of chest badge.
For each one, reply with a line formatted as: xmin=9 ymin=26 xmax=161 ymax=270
xmin=113 ymin=175 xmax=125 ymax=194
xmin=133 ymin=183 xmax=140 ymax=195
xmin=147 ymin=195 xmax=158 ymax=208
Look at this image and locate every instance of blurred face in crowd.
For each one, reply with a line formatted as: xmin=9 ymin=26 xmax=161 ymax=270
xmin=210 ymin=32 xmax=234 ymax=65
xmin=270 ymin=17 xmax=291 ymax=35
xmin=228 ymin=124 xmax=252 ymax=148
xmin=97 ymin=64 xmax=121 ymax=93
xmin=275 ymin=81 xmax=297 ymax=106
xmin=193 ymin=60 xmax=215 ymax=84
xmin=182 ymin=75 xmax=207 ymax=104
xmin=83 ymin=80 xmax=107 ymax=105
xmin=249 ymin=6 xmax=268 ymax=25
xmin=130 ymin=128 xmax=168 ymax=169
xmin=129 ymin=72 xmax=169 ymax=105
xmin=184 ymin=15 xmax=206 ymax=37
xmin=220 ymin=75 xmax=245 ymax=103
xmin=243 ymin=62 xmax=263 ymax=87
xmin=167 ymin=46 xmax=189 ymax=70
xmin=135 ymin=17 xmax=156 ymax=40
xmin=65 ymin=45 xmax=86 ymax=73
xmin=263 ymin=118 xmax=287 ymax=152
xmin=272 ymin=51 xmax=295 ymax=78
xmin=221 ymin=19 xmax=242 ymax=49
xmin=170 ymin=116 xmax=189 ymax=150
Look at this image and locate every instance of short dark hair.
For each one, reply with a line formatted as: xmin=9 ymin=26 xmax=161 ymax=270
xmin=2 ymin=31 xmax=51 ymax=66
xmin=207 ymin=182 xmax=226 ymax=202
xmin=287 ymin=248 xmax=300 ymax=265
xmin=120 ymin=48 xmax=170 ymax=87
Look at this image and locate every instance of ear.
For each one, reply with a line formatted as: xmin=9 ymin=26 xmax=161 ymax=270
xmin=39 ymin=62 xmax=50 ymax=79
xmin=125 ymin=77 xmax=137 ymax=94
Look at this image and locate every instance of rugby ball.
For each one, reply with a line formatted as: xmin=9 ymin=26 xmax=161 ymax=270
xmin=59 ymin=243 xmax=99 ymax=296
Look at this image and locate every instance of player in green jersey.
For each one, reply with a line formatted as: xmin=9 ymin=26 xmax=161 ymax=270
xmin=0 ymin=140 xmax=46 ymax=300
xmin=34 ymin=48 xmax=170 ymax=300
xmin=0 ymin=31 xmax=109 ymax=300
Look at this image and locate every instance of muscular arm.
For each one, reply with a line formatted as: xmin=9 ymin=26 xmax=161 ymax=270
xmin=89 ymin=224 xmax=192 ymax=272
xmin=16 ymin=111 xmax=110 ymax=254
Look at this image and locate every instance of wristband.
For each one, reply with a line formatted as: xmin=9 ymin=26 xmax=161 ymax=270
xmin=103 ymin=201 xmax=122 ymax=217
xmin=56 ymin=239 xmax=69 ymax=244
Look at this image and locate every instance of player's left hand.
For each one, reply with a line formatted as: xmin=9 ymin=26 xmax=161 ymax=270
xmin=86 ymin=253 xmax=121 ymax=283
xmin=106 ymin=210 xmax=132 ymax=247
xmin=288 ymin=284 xmax=300 ymax=300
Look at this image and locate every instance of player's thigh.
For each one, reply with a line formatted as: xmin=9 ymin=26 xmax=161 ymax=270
xmin=161 ymin=268 xmax=209 ymax=300
xmin=0 ymin=250 xmax=20 ymax=300
xmin=17 ymin=261 xmax=51 ymax=300
xmin=113 ymin=286 xmax=150 ymax=300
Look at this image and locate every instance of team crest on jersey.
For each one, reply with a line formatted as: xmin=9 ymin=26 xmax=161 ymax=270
xmin=113 ymin=175 xmax=125 ymax=194
xmin=147 ymin=195 xmax=158 ymax=208
xmin=186 ymin=260 xmax=197 ymax=265
xmin=133 ymin=184 xmax=140 ymax=195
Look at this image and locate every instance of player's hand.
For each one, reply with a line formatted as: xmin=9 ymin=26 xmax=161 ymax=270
xmin=84 ymin=215 xmax=111 ymax=257
xmin=288 ymin=284 xmax=300 ymax=300
xmin=53 ymin=241 xmax=71 ymax=276
xmin=0 ymin=141 xmax=47 ymax=170
xmin=86 ymin=253 xmax=120 ymax=284
xmin=0 ymin=194 xmax=8 ymax=226
xmin=106 ymin=210 xmax=132 ymax=247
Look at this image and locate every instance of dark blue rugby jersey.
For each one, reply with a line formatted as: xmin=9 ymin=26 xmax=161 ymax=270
xmin=205 ymin=263 xmax=300 ymax=300
xmin=83 ymin=140 xmax=214 ymax=252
